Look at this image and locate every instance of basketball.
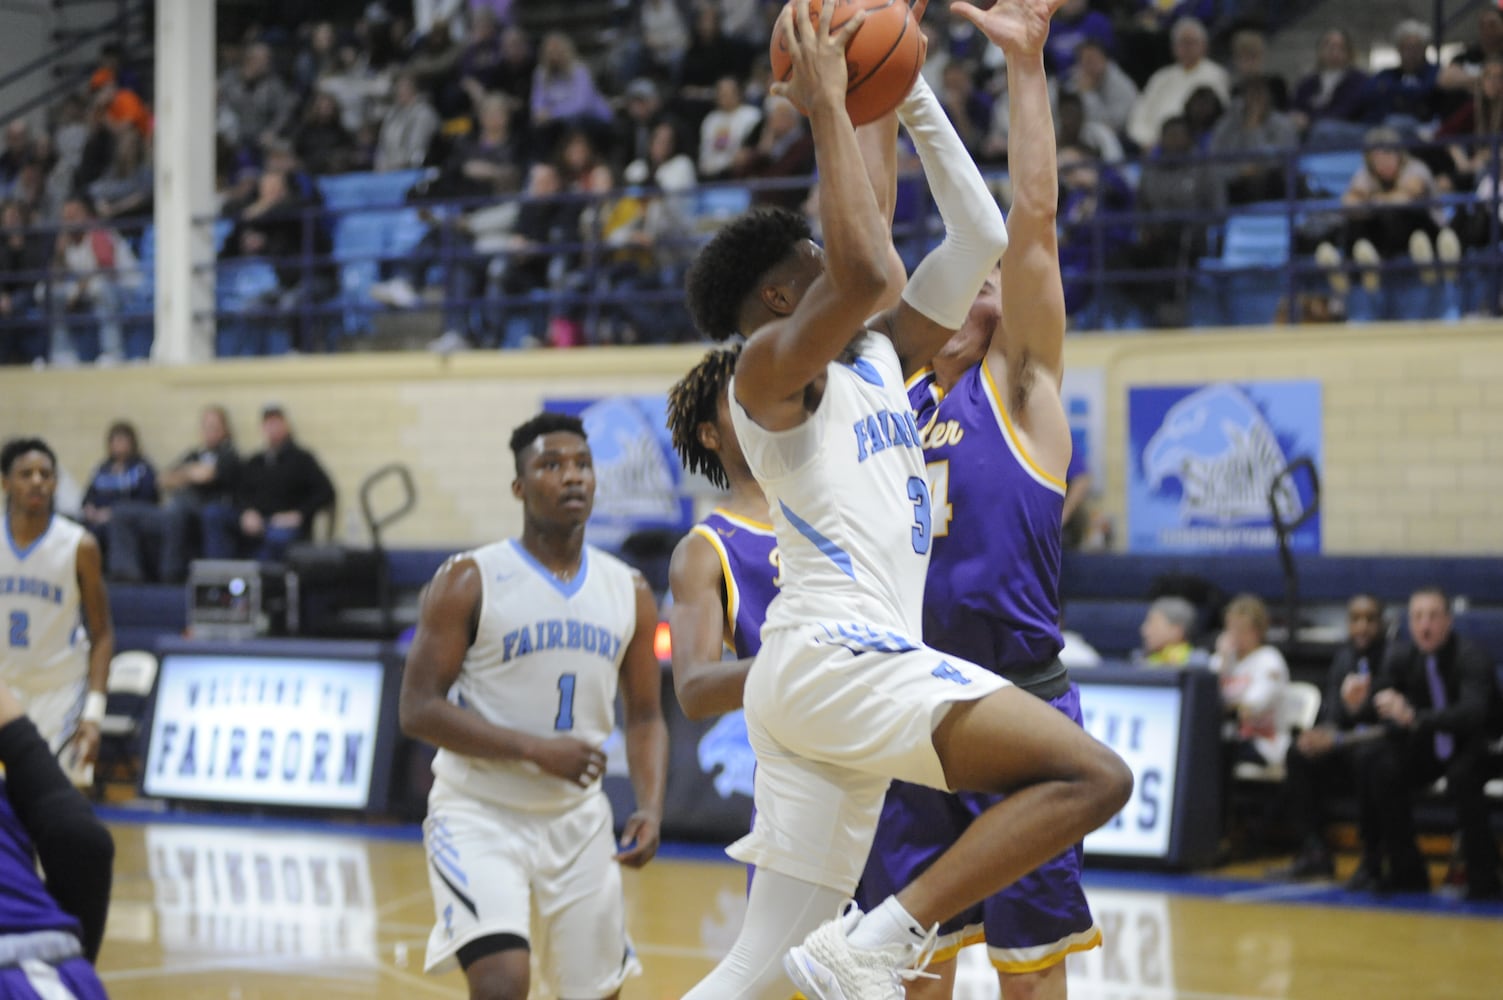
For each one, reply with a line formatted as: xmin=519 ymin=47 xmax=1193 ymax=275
xmin=769 ymin=0 xmax=925 ymax=126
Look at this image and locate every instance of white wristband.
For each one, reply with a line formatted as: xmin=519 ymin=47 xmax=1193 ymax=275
xmin=82 ymin=691 xmax=107 ymax=726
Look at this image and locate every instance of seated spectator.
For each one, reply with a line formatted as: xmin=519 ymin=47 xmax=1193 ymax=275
xmin=1183 ymin=84 xmax=1225 ymax=150
xmin=1365 ymin=21 xmax=1442 ymax=133
xmin=0 ymin=121 xmax=38 ymax=187
xmin=1127 ymin=17 xmax=1229 ymax=150
xmin=1112 ymin=0 xmax=1220 ymax=89
xmin=216 ymin=42 xmax=297 ymax=155
xmin=607 ymin=121 xmax=699 ymax=343
xmin=1133 ymin=115 xmax=1222 ymax=325
xmin=292 ymin=92 xmax=355 ymax=175
xmin=1137 ymin=596 xmax=1209 ymax=668
xmin=1438 ymin=5 xmax=1503 ymax=110
xmin=1291 ymin=29 xmax=1371 ymax=147
xmin=1046 ymin=0 xmax=1115 ymax=77
xmin=406 ymin=17 xmax=462 ymax=109
xmin=450 ymin=8 xmax=507 ymax=118
xmin=293 ymin=21 xmax=340 ymax=97
xmin=732 ymin=95 xmax=814 ymax=208
xmin=1211 ymin=594 xmax=1291 ymax=770
xmin=87 ymin=67 xmax=151 ymax=137
xmin=1350 ymin=588 xmax=1501 ymax=900
xmin=0 ymin=200 xmax=48 ymax=365
xmin=80 ymin=420 xmax=157 ymax=547
xmin=493 ymin=26 xmax=537 ymax=129
xmin=1439 ymin=57 xmax=1503 ymax=190
xmin=374 ymin=72 xmax=441 ymax=171
xmin=1269 ymin=594 xmax=1387 ymax=881
xmin=679 ymin=4 xmax=754 ymax=109
xmin=529 ymin=32 xmax=612 ymax=151
xmin=0 ymin=682 xmax=116 ymax=976
xmin=1314 ymin=127 xmax=1457 ymax=295
xmin=613 ymin=78 xmax=669 ymax=176
xmin=1227 ymin=28 xmax=1289 ymax=111
xmin=1068 ymin=39 xmax=1139 ymax=143
xmin=317 ymin=40 xmax=391 ymax=136
xmin=43 ymin=198 xmax=141 ymax=365
xmin=107 ymin=405 xmax=240 ymax=583
xmin=87 ymin=125 xmax=153 ymax=221
xmin=1209 ymin=76 xmax=1299 ymax=205
xmin=1057 ymin=90 xmax=1124 ymax=164
xmin=698 ymin=76 xmax=762 ymax=181
xmin=1057 ymin=143 xmax=1134 ymax=320
xmin=493 ymin=163 xmax=572 ymax=348
xmin=205 ymin=405 xmax=334 ymax=564
xmin=638 ymin=0 xmax=692 ymax=79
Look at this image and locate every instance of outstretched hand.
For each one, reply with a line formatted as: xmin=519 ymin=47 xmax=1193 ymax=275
xmin=771 ymin=0 xmax=869 ymax=113
xmin=950 ymin=0 xmax=1065 ymax=58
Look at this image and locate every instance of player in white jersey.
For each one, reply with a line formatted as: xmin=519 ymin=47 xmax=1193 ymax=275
xmin=399 ymin=412 xmax=668 ymax=1000
xmin=1 ymin=438 xmax=113 ymax=771
xmin=679 ymin=3 xmax=1132 ymax=998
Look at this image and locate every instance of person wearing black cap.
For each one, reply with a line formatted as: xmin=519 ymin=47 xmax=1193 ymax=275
xmin=202 ymin=405 xmax=334 ymax=563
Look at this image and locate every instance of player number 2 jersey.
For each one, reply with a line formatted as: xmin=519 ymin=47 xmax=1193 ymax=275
xmin=729 ymin=334 xmax=930 ymax=640
xmin=431 ymin=539 xmax=638 ymax=812
xmin=0 ymin=515 xmax=89 ymax=698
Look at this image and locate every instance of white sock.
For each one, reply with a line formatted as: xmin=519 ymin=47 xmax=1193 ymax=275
xmin=847 ymin=896 xmax=928 ymax=952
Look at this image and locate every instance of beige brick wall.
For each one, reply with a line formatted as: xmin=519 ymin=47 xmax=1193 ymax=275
xmin=2 ymin=321 xmax=1500 ymax=554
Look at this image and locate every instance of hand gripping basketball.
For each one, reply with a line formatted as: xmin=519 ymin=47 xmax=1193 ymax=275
xmin=770 ymin=0 xmax=869 ymax=116
xmin=770 ymin=0 xmax=929 ymax=125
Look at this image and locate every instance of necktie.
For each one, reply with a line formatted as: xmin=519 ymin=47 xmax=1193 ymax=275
xmin=1424 ymin=654 xmax=1454 ymax=761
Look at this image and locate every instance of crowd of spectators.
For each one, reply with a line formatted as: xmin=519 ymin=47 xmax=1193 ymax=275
xmin=65 ymin=406 xmax=336 ymax=582
xmin=2 ymin=1 xmax=1503 ymax=361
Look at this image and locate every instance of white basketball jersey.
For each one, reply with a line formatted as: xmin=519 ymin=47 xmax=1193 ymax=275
xmin=431 ymin=539 xmax=639 ymax=811
xmin=0 ymin=514 xmax=90 ymax=699
xmin=729 ymin=334 xmax=930 ymax=640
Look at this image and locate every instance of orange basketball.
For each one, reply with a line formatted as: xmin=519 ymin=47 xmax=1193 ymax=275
xmin=769 ymin=0 xmax=924 ymax=126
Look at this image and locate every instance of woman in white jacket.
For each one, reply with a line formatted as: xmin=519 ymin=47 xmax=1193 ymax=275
xmin=1212 ymin=594 xmax=1292 ymax=767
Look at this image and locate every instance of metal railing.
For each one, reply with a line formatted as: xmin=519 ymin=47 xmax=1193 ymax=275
xmin=2 ymin=134 xmax=1500 ymax=363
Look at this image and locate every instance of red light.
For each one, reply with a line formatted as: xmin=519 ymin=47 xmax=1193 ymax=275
xmin=653 ymin=621 xmax=672 ymax=662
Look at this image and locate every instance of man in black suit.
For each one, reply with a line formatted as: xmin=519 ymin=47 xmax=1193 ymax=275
xmin=1349 ymin=587 xmax=1501 ymax=900
xmin=1270 ymin=594 xmax=1386 ymax=880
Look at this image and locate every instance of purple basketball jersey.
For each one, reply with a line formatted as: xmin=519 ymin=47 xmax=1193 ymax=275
xmin=0 ymin=780 xmax=83 ymax=941
xmin=691 ymin=510 xmax=780 ymax=658
xmin=909 ymin=366 xmax=1065 ymax=683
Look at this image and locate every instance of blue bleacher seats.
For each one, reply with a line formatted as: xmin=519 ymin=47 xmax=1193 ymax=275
xmin=694 ymin=186 xmax=753 ymax=229
xmin=316 ymin=169 xmax=429 ymax=212
xmin=1299 ymin=151 xmax=1364 ymax=198
xmin=1198 ymin=211 xmax=1292 ymax=325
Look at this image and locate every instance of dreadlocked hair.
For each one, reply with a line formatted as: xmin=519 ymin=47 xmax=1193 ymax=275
xmin=667 ymin=344 xmax=742 ymax=490
xmin=684 ymin=207 xmax=812 ymax=341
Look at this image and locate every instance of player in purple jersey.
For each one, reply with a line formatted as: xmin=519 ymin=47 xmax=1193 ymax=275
xmin=665 ymin=344 xmax=780 ymax=717
xmin=854 ymin=3 xmax=1097 ymax=998
xmin=0 ymin=682 xmax=112 ymax=999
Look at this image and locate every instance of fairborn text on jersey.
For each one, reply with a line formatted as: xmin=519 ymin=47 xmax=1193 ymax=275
xmin=0 ymin=575 xmax=67 ymax=603
xmin=853 ymin=409 xmax=925 ymax=461
xmin=498 ymin=618 xmax=625 ymax=665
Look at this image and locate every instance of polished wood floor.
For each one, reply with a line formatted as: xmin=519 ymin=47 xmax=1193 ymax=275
xmin=94 ymin=819 xmax=1503 ymax=999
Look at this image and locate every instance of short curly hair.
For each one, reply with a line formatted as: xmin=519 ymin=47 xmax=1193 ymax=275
xmin=684 ymin=207 xmax=812 ymax=341
xmin=667 ymin=344 xmax=741 ymax=490
xmin=509 ymin=412 xmax=587 ymax=475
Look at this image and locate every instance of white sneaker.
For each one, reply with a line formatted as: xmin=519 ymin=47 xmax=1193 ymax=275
xmin=1352 ymin=238 xmax=1382 ymax=293
xmin=784 ymin=903 xmax=938 ymax=1000
xmin=370 ymin=277 xmax=419 ymax=308
xmin=1409 ymin=230 xmax=1437 ymax=285
xmin=426 ymin=329 xmax=468 ymax=354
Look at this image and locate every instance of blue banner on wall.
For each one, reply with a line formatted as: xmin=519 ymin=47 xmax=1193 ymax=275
xmin=1127 ymin=381 xmax=1322 ymax=553
xmin=543 ymin=395 xmax=694 ymax=555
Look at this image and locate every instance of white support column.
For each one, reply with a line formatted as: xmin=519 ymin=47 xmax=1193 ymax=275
xmin=151 ymin=0 xmax=216 ymax=365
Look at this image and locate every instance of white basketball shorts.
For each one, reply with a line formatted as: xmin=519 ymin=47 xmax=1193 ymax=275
xmin=422 ymin=779 xmax=640 ymax=998
xmin=728 ymin=621 xmax=1009 ymax=893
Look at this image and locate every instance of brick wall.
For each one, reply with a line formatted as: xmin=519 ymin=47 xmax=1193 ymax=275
xmin=2 ymin=322 xmax=1499 ymax=554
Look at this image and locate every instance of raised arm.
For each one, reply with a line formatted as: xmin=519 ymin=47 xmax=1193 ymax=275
xmin=874 ymin=72 xmax=1010 ymax=379
xmin=399 ymin=557 xmax=607 ymax=786
xmin=614 ymin=573 xmax=668 ymax=869
xmin=734 ymin=1 xmax=894 ymax=427
xmin=857 ymin=111 xmax=909 ymax=313
xmin=668 ymin=531 xmax=752 ymax=720
xmin=961 ymin=0 xmax=1066 ymax=385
